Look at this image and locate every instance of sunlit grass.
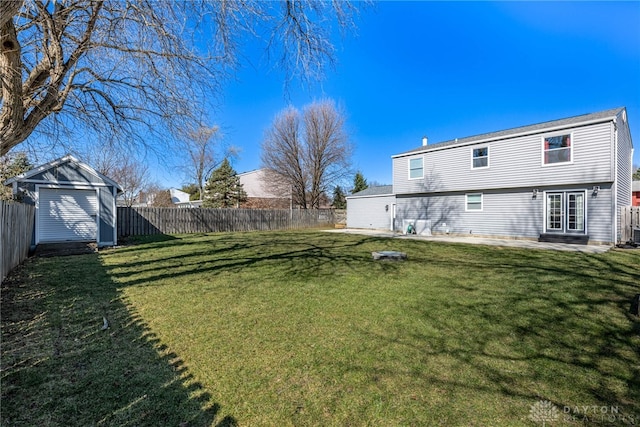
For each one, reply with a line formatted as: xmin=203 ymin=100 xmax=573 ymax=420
xmin=2 ymin=230 xmax=639 ymax=426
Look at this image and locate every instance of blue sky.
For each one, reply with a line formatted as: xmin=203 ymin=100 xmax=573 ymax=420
xmin=155 ymin=1 xmax=640 ymax=189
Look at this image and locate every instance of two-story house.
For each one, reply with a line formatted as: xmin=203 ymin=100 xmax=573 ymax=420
xmin=350 ymin=107 xmax=634 ymax=245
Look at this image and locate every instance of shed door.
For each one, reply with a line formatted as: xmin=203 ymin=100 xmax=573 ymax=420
xmin=38 ymin=188 xmax=98 ymax=242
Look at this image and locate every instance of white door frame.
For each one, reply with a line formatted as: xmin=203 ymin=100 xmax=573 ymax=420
xmin=543 ymin=190 xmax=587 ymax=235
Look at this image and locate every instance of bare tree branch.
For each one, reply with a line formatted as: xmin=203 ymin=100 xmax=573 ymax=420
xmin=1 ymin=0 xmax=365 ymax=157
xmin=261 ymin=99 xmax=352 ymax=209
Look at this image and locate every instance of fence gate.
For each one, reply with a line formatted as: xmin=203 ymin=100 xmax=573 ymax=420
xmin=620 ymin=206 xmax=640 ymax=243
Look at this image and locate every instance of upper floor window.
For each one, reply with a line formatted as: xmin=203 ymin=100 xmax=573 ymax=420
xmin=543 ymin=134 xmax=572 ymax=165
xmin=409 ymin=157 xmax=423 ymax=179
xmin=472 ymin=146 xmax=489 ymax=169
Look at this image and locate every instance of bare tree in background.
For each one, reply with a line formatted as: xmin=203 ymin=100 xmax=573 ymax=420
xmin=262 ymin=107 xmax=308 ymax=208
xmin=261 ymin=100 xmax=352 ymax=209
xmin=83 ymin=145 xmax=149 ymax=207
xmin=183 ymin=126 xmax=219 ymax=201
xmin=181 ymin=125 xmax=239 ymax=201
xmin=1 ymin=0 xmax=365 ymax=156
xmin=112 ymin=157 xmax=149 ymax=207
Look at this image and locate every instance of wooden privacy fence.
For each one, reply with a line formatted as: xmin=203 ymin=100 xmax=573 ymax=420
xmin=1 ymin=201 xmax=35 ymax=284
xmin=620 ymin=206 xmax=640 ymax=243
xmin=117 ymin=207 xmax=336 ymax=237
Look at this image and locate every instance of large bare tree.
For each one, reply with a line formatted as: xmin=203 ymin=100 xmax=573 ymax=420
xmin=1 ymin=0 xmax=364 ymax=156
xmin=261 ymin=100 xmax=352 ymax=209
xmin=80 ymin=143 xmax=148 ymax=206
xmin=181 ymin=125 xmax=239 ymax=201
xmin=183 ymin=126 xmax=220 ymax=201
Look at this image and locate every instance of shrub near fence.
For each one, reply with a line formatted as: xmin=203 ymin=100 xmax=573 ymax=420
xmin=1 ymin=201 xmax=35 ymax=284
xmin=117 ymin=207 xmax=336 ymax=238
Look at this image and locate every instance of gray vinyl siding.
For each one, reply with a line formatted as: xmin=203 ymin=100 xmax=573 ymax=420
xmin=29 ymin=162 xmax=104 ymax=184
xmin=396 ymin=190 xmax=543 ymax=239
xmin=396 ymin=186 xmax=614 ymax=243
xmin=615 ymin=111 xmax=633 ymax=204
xmin=347 ymin=194 xmax=395 ymax=229
xmin=586 ymin=185 xmax=614 ymax=244
xmin=393 ymin=121 xmax=614 ymax=195
xmin=99 ymin=187 xmax=116 ymax=244
xmin=614 ymin=111 xmax=634 ymax=241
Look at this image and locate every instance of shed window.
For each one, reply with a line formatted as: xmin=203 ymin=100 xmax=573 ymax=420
xmin=466 ymin=193 xmax=483 ymax=211
xmin=472 ymin=147 xmax=489 ymax=169
xmin=409 ymin=157 xmax=423 ymax=179
xmin=543 ymin=134 xmax=572 ymax=165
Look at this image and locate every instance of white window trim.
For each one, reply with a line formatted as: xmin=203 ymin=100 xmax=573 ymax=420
xmin=541 ymin=132 xmax=574 ymax=167
xmin=408 ymin=156 xmax=424 ymax=180
xmin=465 ymin=193 xmax=483 ymax=212
xmin=470 ymin=145 xmax=490 ymax=170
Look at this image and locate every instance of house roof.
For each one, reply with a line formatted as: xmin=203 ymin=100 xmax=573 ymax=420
xmin=633 ymin=181 xmax=640 ymax=192
xmin=348 ymin=185 xmax=393 ymax=198
xmin=3 ymin=154 xmax=123 ymax=191
xmin=394 ymin=107 xmax=626 ymax=158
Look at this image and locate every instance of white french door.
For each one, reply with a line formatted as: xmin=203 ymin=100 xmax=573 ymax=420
xmin=545 ymin=191 xmax=585 ymax=234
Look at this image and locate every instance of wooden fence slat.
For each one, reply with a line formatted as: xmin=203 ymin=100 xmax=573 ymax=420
xmin=620 ymin=206 xmax=640 ymax=243
xmin=1 ymin=201 xmax=35 ymax=284
xmin=116 ymin=207 xmax=336 ymax=238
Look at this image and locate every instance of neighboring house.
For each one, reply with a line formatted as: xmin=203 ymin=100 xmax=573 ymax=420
xmin=4 ymin=155 xmax=121 ymax=247
xmin=346 ymin=186 xmax=395 ymax=230
xmin=237 ymin=168 xmax=291 ymax=209
xmin=633 ymin=181 xmax=640 ymax=206
xmin=349 ymin=107 xmax=634 ymax=245
xmin=169 ymin=188 xmax=202 ymax=208
xmin=170 ymin=188 xmax=190 ymax=204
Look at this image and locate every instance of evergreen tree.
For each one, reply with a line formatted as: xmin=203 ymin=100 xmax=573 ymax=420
xmin=352 ymin=171 xmax=368 ymax=193
xmin=331 ymin=185 xmax=346 ymax=209
xmin=203 ymin=158 xmax=247 ymax=208
xmin=1 ymin=152 xmax=32 ymax=200
xmin=180 ymin=183 xmax=201 ymax=201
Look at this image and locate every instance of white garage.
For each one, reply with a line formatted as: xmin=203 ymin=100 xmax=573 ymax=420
xmin=346 ymin=185 xmax=396 ymax=231
xmin=38 ymin=187 xmax=98 ymax=243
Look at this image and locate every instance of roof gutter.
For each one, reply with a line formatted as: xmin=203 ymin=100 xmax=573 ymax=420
xmin=392 ymin=114 xmax=619 ymax=159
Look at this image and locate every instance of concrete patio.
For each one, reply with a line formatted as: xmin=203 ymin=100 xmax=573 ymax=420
xmin=324 ymin=228 xmax=614 ymax=254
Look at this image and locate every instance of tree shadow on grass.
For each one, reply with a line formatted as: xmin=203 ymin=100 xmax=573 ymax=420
xmin=104 ymin=231 xmax=402 ymax=289
xmin=339 ymin=245 xmax=640 ymax=423
xmin=0 ymin=253 xmax=236 ymax=427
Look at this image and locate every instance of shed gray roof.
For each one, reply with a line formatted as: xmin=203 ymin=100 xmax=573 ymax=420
xmin=348 ymin=185 xmax=393 ymax=197
xmin=394 ymin=107 xmax=626 ymax=158
xmin=4 ymin=154 xmax=122 ymax=191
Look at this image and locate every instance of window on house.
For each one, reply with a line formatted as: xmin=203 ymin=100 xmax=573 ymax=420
xmin=472 ymin=147 xmax=489 ymax=169
xmin=409 ymin=157 xmax=423 ymax=179
xmin=543 ymin=134 xmax=572 ymax=165
xmin=466 ymin=193 xmax=482 ymax=211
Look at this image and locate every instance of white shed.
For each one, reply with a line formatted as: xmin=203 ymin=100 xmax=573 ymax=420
xmin=4 ymin=155 xmax=122 ymax=247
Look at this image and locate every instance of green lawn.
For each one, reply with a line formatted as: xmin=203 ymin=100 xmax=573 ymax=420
xmin=2 ymin=231 xmax=639 ymax=426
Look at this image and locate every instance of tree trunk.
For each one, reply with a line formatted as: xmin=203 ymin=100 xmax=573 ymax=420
xmin=0 ymin=17 xmax=28 ymax=156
